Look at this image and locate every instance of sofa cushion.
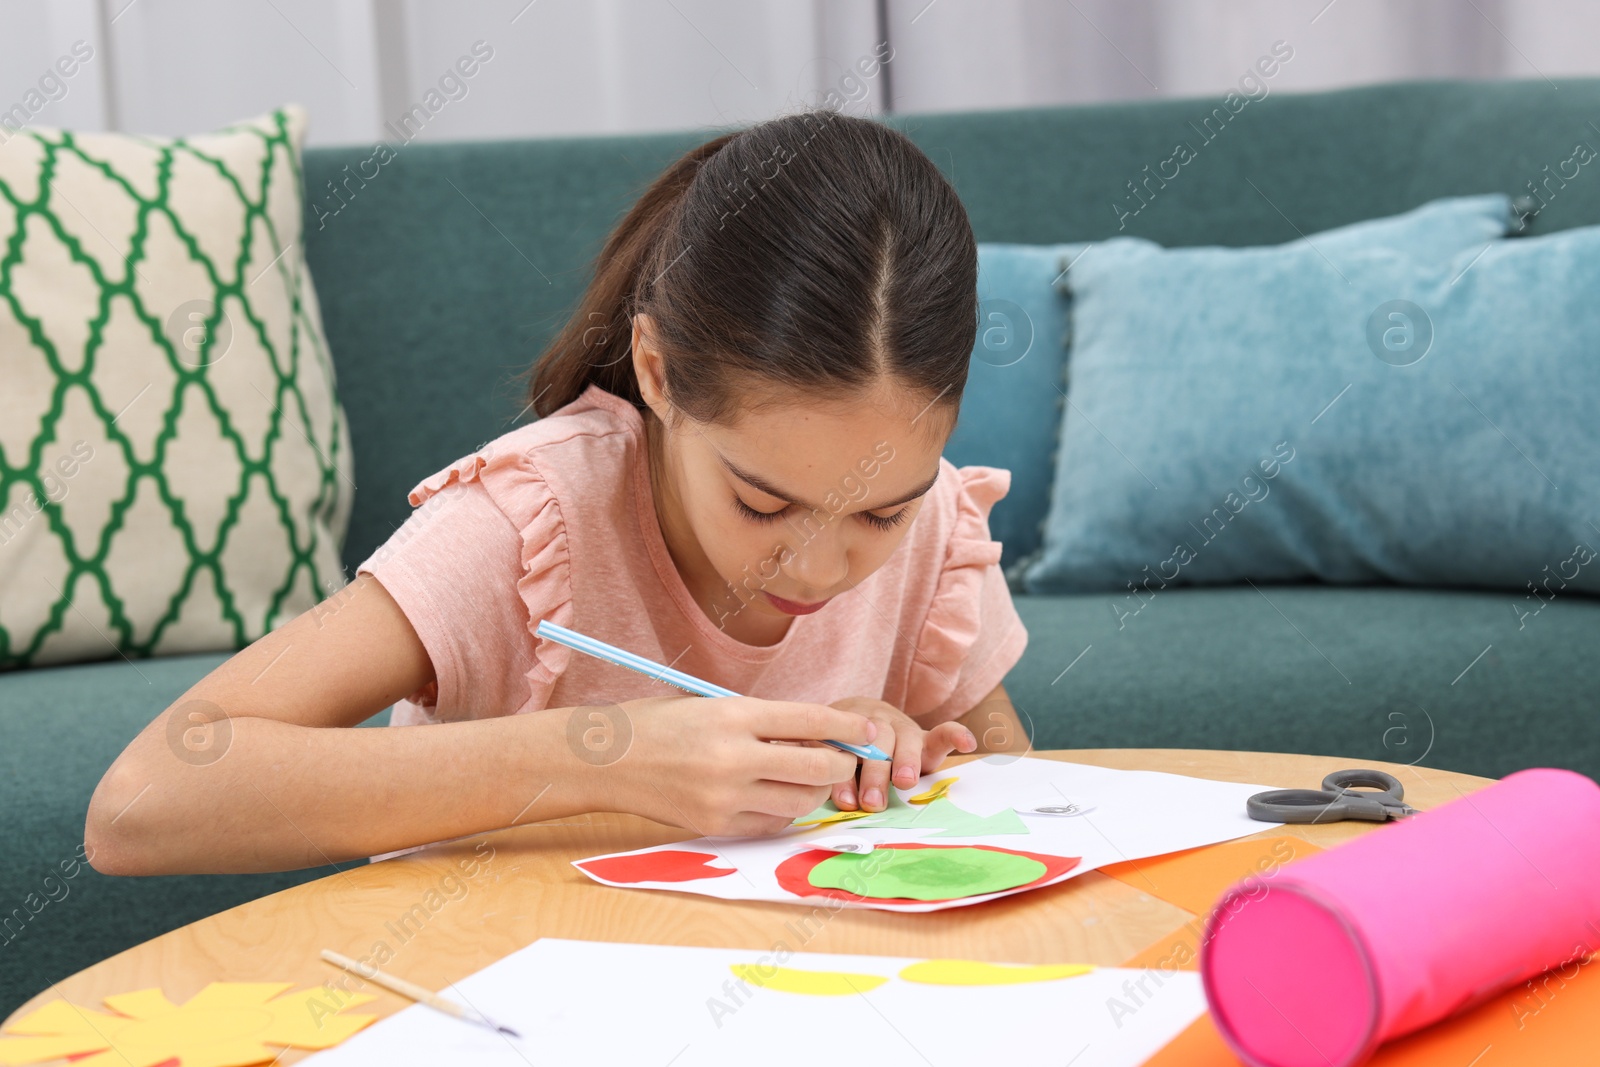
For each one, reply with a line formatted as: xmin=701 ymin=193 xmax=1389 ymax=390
xmin=945 ymin=243 xmax=1074 ymax=567
xmin=0 ymin=105 xmax=353 ymax=670
xmin=1016 ymin=194 xmax=1600 ymax=595
xmin=983 ymin=194 xmax=1519 ymax=588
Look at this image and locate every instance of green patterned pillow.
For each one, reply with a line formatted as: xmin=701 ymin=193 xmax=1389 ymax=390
xmin=0 ymin=104 xmax=353 ymax=670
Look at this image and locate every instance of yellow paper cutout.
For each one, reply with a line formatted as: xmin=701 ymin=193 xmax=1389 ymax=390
xmin=0 ymin=982 xmax=377 ymax=1067
xmin=898 ymin=959 xmax=1095 ymax=986
xmin=729 ymin=964 xmax=889 ymax=996
xmin=908 ymin=776 xmax=958 ymax=804
xmin=792 ymin=808 xmax=874 ymax=828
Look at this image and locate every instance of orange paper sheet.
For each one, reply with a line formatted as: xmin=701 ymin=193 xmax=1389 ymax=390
xmin=1116 ymin=835 xmax=1600 ymax=1065
xmin=1139 ymin=961 xmax=1600 ymax=1067
xmin=1101 ymin=834 xmax=1323 ymax=916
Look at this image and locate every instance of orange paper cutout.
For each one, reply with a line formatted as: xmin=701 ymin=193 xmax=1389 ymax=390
xmin=0 ymin=981 xmax=376 ymax=1067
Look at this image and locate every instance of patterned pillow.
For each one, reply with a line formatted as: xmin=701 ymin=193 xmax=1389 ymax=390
xmin=0 ymin=104 xmax=353 ymax=669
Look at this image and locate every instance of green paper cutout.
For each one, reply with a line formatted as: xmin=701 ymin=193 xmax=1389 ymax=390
xmin=796 ymin=795 xmax=1028 ymax=838
xmin=808 ymin=848 xmax=1048 ymax=901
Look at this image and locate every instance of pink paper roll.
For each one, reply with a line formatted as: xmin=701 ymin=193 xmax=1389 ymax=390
xmin=1199 ymin=767 xmax=1600 ymax=1067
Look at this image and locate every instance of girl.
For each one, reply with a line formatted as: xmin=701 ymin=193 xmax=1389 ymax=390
xmin=86 ymin=108 xmax=1030 ymax=875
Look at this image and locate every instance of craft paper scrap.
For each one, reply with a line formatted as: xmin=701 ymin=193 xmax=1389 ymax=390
xmin=299 ymin=938 xmax=1205 ymax=1066
xmin=574 ymin=756 xmax=1285 ymax=912
xmin=0 ymin=982 xmax=376 ymax=1067
xmin=797 ymin=794 xmax=1029 ymax=838
xmin=908 ymin=776 xmax=957 ymax=803
xmin=898 ymin=960 xmax=1094 ymax=985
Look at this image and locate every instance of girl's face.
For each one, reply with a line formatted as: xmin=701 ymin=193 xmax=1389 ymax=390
xmin=632 ymin=315 xmax=953 ymax=642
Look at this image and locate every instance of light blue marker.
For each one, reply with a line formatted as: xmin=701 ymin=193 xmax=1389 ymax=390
xmin=535 ymin=619 xmax=890 ymax=761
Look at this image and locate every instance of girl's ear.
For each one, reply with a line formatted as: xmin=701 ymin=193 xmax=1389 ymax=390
xmin=631 ymin=313 xmax=667 ymax=412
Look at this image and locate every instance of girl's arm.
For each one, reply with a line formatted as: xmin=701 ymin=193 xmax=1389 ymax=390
xmin=86 ymin=573 xmax=876 ymax=875
xmin=84 ymin=573 xmax=605 ymax=874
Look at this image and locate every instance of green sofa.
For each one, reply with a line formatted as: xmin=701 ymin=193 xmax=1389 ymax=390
xmin=5 ymin=78 xmax=1598 ymax=1022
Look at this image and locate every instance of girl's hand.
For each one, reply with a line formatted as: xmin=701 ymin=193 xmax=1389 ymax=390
xmin=825 ymin=696 xmax=976 ymax=813
xmin=591 ymin=695 xmax=878 ymax=837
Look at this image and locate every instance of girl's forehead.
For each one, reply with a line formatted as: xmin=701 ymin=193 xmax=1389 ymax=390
xmin=701 ymin=398 xmax=950 ymax=509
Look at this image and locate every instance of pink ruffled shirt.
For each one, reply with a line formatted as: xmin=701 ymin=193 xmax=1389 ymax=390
xmin=355 ymin=383 xmax=1028 ymax=855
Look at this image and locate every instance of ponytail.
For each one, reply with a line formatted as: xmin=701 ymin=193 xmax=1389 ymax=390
xmin=520 ymin=132 xmax=739 ymax=418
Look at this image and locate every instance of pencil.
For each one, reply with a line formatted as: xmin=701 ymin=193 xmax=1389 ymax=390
xmin=534 ymin=618 xmax=891 ymax=761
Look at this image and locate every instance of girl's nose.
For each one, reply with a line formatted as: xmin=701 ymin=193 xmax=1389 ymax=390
xmin=780 ymin=527 xmax=849 ymax=594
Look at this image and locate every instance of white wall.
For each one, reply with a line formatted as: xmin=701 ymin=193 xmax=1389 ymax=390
xmin=3 ymin=0 xmax=1599 ymax=147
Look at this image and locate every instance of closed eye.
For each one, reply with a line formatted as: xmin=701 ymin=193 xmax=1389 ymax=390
xmin=731 ymin=496 xmax=786 ymax=524
xmin=731 ymin=495 xmax=911 ymax=532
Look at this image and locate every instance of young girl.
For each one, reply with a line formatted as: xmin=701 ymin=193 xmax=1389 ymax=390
xmin=85 ymin=108 xmax=1030 ymax=875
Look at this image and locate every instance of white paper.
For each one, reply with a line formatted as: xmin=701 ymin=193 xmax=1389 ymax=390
xmin=303 ymin=938 xmax=1207 ymax=1066
xmin=574 ymin=756 xmax=1282 ymax=912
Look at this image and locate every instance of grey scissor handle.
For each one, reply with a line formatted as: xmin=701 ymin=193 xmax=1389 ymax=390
xmin=1247 ymin=768 xmax=1418 ymax=824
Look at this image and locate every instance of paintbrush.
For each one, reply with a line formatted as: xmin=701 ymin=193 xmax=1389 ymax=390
xmin=320 ymin=948 xmax=522 ymax=1039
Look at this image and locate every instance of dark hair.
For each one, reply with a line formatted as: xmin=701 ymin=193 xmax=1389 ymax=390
xmin=518 ymin=108 xmax=977 ymax=430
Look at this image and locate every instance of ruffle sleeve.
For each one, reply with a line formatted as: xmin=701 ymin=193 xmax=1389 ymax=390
xmin=905 ymin=463 xmax=1029 ymax=723
xmin=407 ymin=441 xmax=577 ymax=709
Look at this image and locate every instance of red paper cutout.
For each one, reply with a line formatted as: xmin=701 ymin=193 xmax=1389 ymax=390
xmin=774 ymin=842 xmax=1080 ymax=904
xmin=578 ymin=849 xmax=737 ymax=884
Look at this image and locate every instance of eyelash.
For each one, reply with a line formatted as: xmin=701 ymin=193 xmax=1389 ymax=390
xmin=732 ymin=496 xmax=911 ymax=532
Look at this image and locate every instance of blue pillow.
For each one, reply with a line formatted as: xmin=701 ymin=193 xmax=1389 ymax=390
xmin=1018 ymin=193 xmax=1600 ymax=600
xmin=957 ymin=196 xmax=1513 ymax=576
xmin=947 ymin=243 xmax=1075 ymax=568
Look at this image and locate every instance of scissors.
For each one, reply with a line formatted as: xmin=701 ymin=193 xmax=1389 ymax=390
xmin=1246 ymin=768 xmax=1419 ymax=824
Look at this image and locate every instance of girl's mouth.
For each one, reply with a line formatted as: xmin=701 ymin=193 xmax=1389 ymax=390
xmin=763 ymin=591 xmax=832 ymax=615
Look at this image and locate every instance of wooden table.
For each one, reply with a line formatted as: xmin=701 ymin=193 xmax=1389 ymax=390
xmin=6 ymin=749 xmax=1494 ymax=1059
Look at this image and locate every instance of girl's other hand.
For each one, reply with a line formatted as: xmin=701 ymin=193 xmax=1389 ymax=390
xmin=825 ymin=696 xmax=976 ymax=813
xmin=594 ymin=695 xmax=877 ymax=837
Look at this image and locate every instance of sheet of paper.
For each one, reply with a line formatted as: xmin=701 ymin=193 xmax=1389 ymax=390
xmin=574 ymin=756 xmax=1284 ymax=912
xmin=301 ymin=938 xmax=1207 ymax=1067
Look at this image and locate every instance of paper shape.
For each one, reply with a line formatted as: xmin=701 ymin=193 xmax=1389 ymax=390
xmin=727 ymin=964 xmax=888 ymax=996
xmin=898 ymin=960 xmax=1095 ymax=986
xmin=0 ymin=982 xmax=375 ymax=1067
xmin=1100 ymin=834 xmax=1323 ymax=915
xmin=298 ymin=939 xmax=1206 ymax=1066
xmin=797 ymin=795 xmax=1028 ymax=838
xmin=808 ymin=846 xmax=1047 ymax=901
xmin=574 ymin=757 xmax=1286 ymax=913
xmin=908 ymin=776 xmax=958 ymax=804
xmin=791 ymin=808 xmax=873 ymax=828
xmin=774 ymin=843 xmax=1080 ymax=905
xmin=574 ymin=849 xmax=735 ymax=884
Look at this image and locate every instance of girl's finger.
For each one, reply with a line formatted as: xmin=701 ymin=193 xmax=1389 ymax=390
xmin=750 ymin=701 xmax=879 ymax=748
xmin=756 ymin=741 xmax=861 ymax=787
xmin=833 ymin=776 xmax=859 ymax=811
xmin=890 ymin=718 xmax=924 ymax=792
xmin=920 ymin=721 xmax=978 ymax=772
xmin=743 ymin=780 xmax=838 ymax=822
xmin=857 ymin=751 xmax=896 ymax=809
